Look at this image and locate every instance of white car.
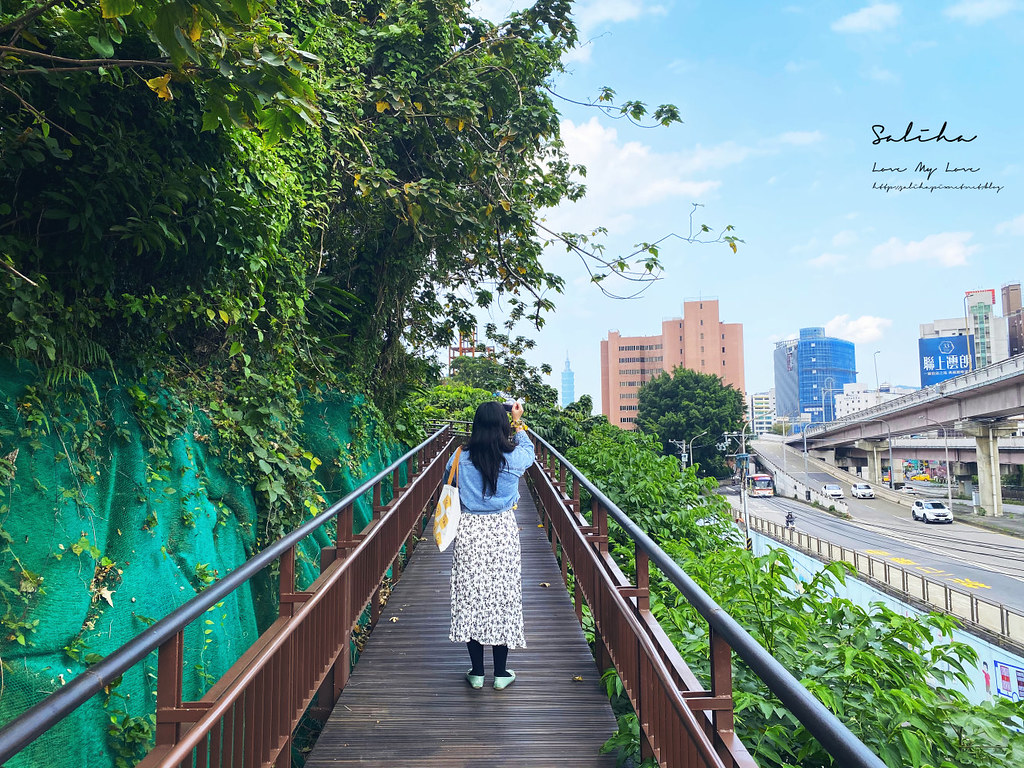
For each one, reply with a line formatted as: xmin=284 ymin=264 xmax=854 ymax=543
xmin=911 ymin=499 xmax=953 ymax=524
xmin=851 ymin=483 xmax=874 ymax=499
xmin=896 ymin=484 xmax=917 ymax=495
xmin=821 ymin=483 xmax=844 ymax=500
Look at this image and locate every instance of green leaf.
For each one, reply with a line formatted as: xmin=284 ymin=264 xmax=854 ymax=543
xmin=88 ymin=35 xmax=115 ymax=58
xmin=100 ymin=0 xmax=136 ymax=18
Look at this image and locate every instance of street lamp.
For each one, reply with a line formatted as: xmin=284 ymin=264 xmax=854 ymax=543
xmin=688 ymin=428 xmax=710 ymax=469
xmin=873 ymin=350 xmax=881 ymax=392
xmin=725 ymin=422 xmax=754 ymax=550
xmin=823 ymin=376 xmax=842 ymax=424
xmin=919 ymin=416 xmax=954 ymax=512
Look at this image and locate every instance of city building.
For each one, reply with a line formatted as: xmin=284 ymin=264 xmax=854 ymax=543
xmin=1003 ymin=281 xmax=1023 ymax=357
xmin=919 ymin=288 xmax=1009 ymax=385
xmin=748 ymin=390 xmax=776 ymax=435
xmin=561 ymin=354 xmax=575 ymax=408
xmin=600 ymin=299 xmax=744 ymax=429
xmin=772 ymin=327 xmax=856 ymax=425
xmin=833 ymin=382 xmax=918 ymax=419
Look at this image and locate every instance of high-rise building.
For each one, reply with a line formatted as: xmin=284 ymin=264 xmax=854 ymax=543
xmin=919 ymin=288 xmax=1009 ymax=377
xmin=561 ymin=354 xmax=575 ymax=408
xmin=748 ymin=390 xmax=776 ymax=435
xmin=1003 ymin=281 xmax=1023 ymax=357
xmin=773 ymin=328 xmax=856 ymax=425
xmin=600 ymin=299 xmax=744 ymax=429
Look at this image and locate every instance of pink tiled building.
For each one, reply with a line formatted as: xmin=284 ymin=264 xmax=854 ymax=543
xmin=600 ymin=299 xmax=745 ymax=429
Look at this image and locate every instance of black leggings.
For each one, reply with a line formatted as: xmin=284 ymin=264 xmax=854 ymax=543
xmin=468 ymin=640 xmax=509 ymax=676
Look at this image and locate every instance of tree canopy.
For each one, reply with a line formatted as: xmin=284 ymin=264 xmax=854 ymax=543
xmin=636 ymin=366 xmax=745 ymax=477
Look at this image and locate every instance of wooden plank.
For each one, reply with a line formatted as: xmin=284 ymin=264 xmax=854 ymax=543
xmin=305 ymin=481 xmax=619 ymax=767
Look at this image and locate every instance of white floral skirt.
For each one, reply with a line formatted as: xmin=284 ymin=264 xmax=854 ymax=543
xmin=449 ymin=506 xmax=526 ymax=648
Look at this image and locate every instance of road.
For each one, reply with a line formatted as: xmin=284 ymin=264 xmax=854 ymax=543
xmin=741 ymin=441 xmax=1024 ymax=613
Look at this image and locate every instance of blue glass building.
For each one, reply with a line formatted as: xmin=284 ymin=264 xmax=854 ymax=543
xmin=774 ymin=328 xmax=856 ymax=425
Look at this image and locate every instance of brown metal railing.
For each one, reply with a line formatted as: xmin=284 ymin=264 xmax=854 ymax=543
xmin=527 ymin=431 xmax=887 ymax=768
xmin=0 ymin=425 xmax=460 ymax=767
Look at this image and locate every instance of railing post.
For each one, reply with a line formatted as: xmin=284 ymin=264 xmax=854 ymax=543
xmin=155 ymin=630 xmax=184 ymax=747
xmin=594 ymin=499 xmax=608 ymax=553
xmin=635 ymin=547 xmax=650 ymax=613
xmin=372 ymin=482 xmax=383 ymax=518
xmin=279 ymin=546 xmax=296 ymax=618
xmin=709 ymin=626 xmax=735 ymax=759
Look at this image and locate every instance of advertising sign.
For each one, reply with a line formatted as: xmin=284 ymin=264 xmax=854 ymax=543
xmin=995 ymin=659 xmax=1024 ymax=700
xmin=919 ymin=335 xmax=975 ymax=387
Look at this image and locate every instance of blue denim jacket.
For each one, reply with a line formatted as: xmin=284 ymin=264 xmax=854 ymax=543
xmin=445 ymin=430 xmax=535 ymax=513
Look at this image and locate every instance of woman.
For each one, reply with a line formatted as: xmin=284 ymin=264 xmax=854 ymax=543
xmin=446 ymin=400 xmax=535 ymax=690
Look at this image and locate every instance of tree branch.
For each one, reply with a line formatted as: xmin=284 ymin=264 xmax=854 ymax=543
xmin=1 ymin=0 xmax=68 ymax=41
xmin=0 ymin=45 xmax=176 ymax=70
xmin=0 ymin=259 xmax=40 ymax=287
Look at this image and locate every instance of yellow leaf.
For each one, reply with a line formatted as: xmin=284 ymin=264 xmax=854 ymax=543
xmin=539 ymin=582 xmax=550 ymax=588
xmin=458 ymin=119 xmax=464 ymax=131
xmin=376 ymin=101 xmax=389 ymax=113
xmin=729 ymin=241 xmax=737 ymax=253
xmin=499 ymin=200 xmax=511 ymax=212
xmin=485 ymin=204 xmax=493 ymax=216
xmin=145 ymin=74 xmax=173 ymax=102
xmin=389 ymin=616 xmax=399 ymax=622
xmin=572 ymin=675 xmax=584 ymax=682
xmin=189 ymin=19 xmax=202 ymax=42
xmin=218 ymin=309 xmax=229 ymax=324
xmin=354 ymin=173 xmax=362 ymax=186
xmin=413 ymin=102 xmax=423 ymax=111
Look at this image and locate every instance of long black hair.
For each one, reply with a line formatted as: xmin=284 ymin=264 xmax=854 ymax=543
xmin=466 ymin=401 xmax=516 ymax=497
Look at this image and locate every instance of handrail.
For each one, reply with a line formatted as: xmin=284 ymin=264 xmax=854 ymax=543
xmin=527 ymin=429 xmax=887 ymax=768
xmin=0 ymin=425 xmax=455 ymax=764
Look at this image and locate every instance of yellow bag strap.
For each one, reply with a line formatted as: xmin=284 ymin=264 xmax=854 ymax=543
xmin=447 ymin=447 xmax=462 ymax=487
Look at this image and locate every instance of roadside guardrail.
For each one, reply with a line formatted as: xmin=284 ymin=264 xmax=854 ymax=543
xmin=749 ymin=514 xmax=1024 ymax=652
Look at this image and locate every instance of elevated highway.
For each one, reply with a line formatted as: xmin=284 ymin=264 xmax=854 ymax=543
xmin=785 ymin=355 xmax=1024 ymax=515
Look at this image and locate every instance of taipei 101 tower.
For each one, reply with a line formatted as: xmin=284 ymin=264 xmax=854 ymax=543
xmin=561 ymin=354 xmax=575 ymax=408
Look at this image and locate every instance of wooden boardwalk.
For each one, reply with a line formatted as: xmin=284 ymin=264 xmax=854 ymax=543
xmin=305 ymin=481 xmax=619 ymax=767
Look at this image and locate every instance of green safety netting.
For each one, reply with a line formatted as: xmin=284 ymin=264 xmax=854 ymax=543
xmin=0 ymin=362 xmax=406 ymax=767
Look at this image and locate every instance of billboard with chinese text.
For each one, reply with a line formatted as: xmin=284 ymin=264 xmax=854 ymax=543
xmin=919 ymin=335 xmax=975 ymax=387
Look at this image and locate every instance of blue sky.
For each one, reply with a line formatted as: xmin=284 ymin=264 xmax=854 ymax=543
xmin=468 ymin=1 xmax=1024 ymax=407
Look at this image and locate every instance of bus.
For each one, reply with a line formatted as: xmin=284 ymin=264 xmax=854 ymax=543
xmin=747 ymin=473 xmax=774 ymax=497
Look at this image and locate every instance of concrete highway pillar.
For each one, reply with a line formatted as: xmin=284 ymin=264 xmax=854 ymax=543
xmin=854 ymin=440 xmax=886 ymax=484
xmin=958 ymin=420 xmax=1016 ymax=517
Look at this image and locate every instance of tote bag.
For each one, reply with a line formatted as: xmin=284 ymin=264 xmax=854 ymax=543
xmin=434 ymin=447 xmax=462 ymax=552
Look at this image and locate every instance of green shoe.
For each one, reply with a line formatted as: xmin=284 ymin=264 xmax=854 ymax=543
xmin=465 ymin=671 xmax=484 ymax=689
xmin=493 ymin=670 xmax=516 ymax=690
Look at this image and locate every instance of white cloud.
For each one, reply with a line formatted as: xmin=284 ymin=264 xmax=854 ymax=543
xmin=869 ymin=232 xmax=978 ymax=267
xmin=996 ymin=213 xmax=1024 ymax=235
xmin=832 ymin=3 xmax=901 ymax=32
xmin=944 ymin=0 xmax=1017 ymax=24
xmin=867 ymin=66 xmax=898 ymax=81
xmin=831 ymin=230 xmax=858 ymax=247
xmin=777 ymin=130 xmax=824 ymax=146
xmin=808 ymin=252 xmax=847 ymax=269
xmin=542 ymin=117 xmax=732 ymax=235
xmin=825 ymin=314 xmax=893 ymax=343
xmin=469 ymin=0 xmax=531 ymax=22
xmin=784 ymin=60 xmax=814 ymax=73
